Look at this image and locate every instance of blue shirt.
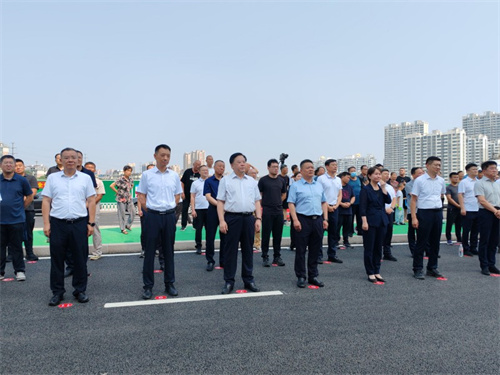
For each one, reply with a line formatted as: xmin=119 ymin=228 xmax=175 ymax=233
xmin=136 ymin=167 xmax=182 ymax=211
xmin=203 ymin=175 xmax=221 ymax=208
xmin=0 ymin=173 xmax=34 ymax=224
xmin=348 ymin=178 xmax=362 ymax=205
xmin=287 ymin=178 xmax=326 ymax=216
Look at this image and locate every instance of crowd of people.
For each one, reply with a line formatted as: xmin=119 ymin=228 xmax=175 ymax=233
xmin=0 ymin=146 xmax=499 ymax=306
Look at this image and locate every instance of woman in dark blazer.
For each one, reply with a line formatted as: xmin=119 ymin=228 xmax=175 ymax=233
xmin=359 ymin=167 xmax=392 ymax=282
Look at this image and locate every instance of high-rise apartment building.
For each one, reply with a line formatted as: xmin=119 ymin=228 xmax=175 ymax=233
xmin=462 ymin=111 xmax=500 ymax=143
xmin=466 ymin=135 xmax=489 ymax=166
xmin=183 ymin=150 xmax=206 ymax=171
xmin=403 ymin=128 xmax=466 ymax=182
xmin=384 ymin=120 xmax=429 ymax=172
xmin=337 ymin=154 xmax=377 ymax=172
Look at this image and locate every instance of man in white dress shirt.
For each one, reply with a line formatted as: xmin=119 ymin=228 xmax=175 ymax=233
xmin=190 ymin=165 xmax=209 ymax=254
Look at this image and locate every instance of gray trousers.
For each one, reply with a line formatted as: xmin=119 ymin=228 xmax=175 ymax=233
xmin=117 ymin=201 xmax=135 ymax=231
xmin=92 ymin=204 xmax=102 ymax=255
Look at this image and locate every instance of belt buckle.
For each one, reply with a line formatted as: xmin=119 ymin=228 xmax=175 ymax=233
xmin=311 ymin=215 xmax=318 ymax=220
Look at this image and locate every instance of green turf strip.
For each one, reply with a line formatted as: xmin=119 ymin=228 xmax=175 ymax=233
xmin=33 ymin=222 xmax=451 ymax=247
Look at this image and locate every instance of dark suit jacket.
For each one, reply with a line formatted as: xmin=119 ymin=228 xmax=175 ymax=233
xmin=359 ymin=184 xmax=392 ymax=228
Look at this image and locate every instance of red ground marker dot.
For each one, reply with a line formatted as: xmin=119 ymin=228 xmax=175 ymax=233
xmin=235 ymin=289 xmax=247 ymax=293
xmin=374 ymin=281 xmax=385 ymax=285
xmin=27 ymin=261 xmax=37 ymax=264
xmin=215 ymin=266 xmax=223 ymax=270
xmin=424 ymin=257 xmax=429 ymax=260
xmin=2 ymin=278 xmax=15 ymax=282
xmin=308 ymin=285 xmax=319 ymax=289
xmin=272 ymin=264 xmax=278 ymax=267
xmin=155 ymin=295 xmax=167 ymax=300
xmin=323 ymin=261 xmax=332 ymax=264
xmin=490 ymin=274 xmax=500 ymax=277
xmin=58 ymin=303 xmax=73 ymax=308
xmin=437 ymin=277 xmax=448 ymax=281
xmin=253 ymin=250 xmax=260 ymax=253
xmin=154 ymin=270 xmax=163 ymax=273
xmin=464 ymin=255 xmax=472 ymax=258
xmin=201 ymin=252 xmax=206 ymax=255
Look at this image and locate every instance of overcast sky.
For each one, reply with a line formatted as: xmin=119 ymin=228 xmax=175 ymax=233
xmin=2 ymin=0 xmax=498 ymax=173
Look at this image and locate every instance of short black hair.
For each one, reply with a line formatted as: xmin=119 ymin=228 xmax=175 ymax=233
xmin=465 ymin=163 xmax=478 ymax=171
xmin=291 ymin=164 xmax=298 ymax=171
xmin=348 ymin=166 xmax=356 ymax=172
xmin=360 ymin=165 xmax=368 ymax=170
xmin=425 ymin=156 xmax=441 ymax=165
xmin=214 ymin=160 xmax=225 ymax=166
xmin=267 ymin=159 xmax=279 ymax=167
xmin=54 ymin=153 xmax=60 ymax=158
xmin=314 ymin=166 xmax=324 ymax=175
xmin=60 ymin=147 xmax=77 ymax=157
xmin=0 ymin=155 xmax=15 ymax=163
xmin=123 ymin=165 xmax=133 ymax=172
xmin=85 ymin=161 xmax=96 ymax=168
xmin=155 ymin=144 xmax=171 ymax=153
xmin=367 ymin=166 xmax=381 ymax=180
xmin=449 ymin=172 xmax=459 ymax=178
xmin=410 ymin=167 xmax=422 ymax=175
xmin=380 ymin=168 xmax=389 ymax=174
xmin=146 ymin=164 xmax=155 ymax=169
xmin=338 ymin=172 xmax=350 ymax=178
xmin=324 ymin=159 xmax=337 ymax=166
xmin=481 ymin=160 xmax=497 ymax=171
xmin=15 ymin=158 xmax=24 ymax=165
xmin=299 ymin=159 xmax=314 ymax=168
xmin=280 ymin=164 xmax=287 ymax=170
xmin=76 ymin=150 xmax=83 ymax=156
xmin=374 ymin=163 xmax=384 ymax=168
xmin=229 ymin=152 xmax=247 ymax=164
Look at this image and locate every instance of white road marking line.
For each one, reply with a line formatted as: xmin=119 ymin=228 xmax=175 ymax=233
xmin=104 ymin=290 xmax=284 ymax=308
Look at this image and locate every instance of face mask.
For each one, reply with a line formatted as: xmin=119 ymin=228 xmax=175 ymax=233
xmin=350 ymin=172 xmax=357 ymax=178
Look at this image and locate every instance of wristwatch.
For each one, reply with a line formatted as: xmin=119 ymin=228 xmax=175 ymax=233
xmin=88 ymin=222 xmax=96 ymax=227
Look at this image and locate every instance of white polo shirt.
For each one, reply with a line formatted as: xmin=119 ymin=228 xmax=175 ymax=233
xmin=317 ymin=173 xmax=342 ymax=205
xmin=475 ymin=177 xmax=500 ymax=208
xmin=458 ymin=176 xmax=479 ymax=212
xmin=190 ymin=178 xmax=209 ymax=209
xmin=383 ymin=183 xmax=396 ymax=209
xmin=411 ymin=172 xmax=445 ymax=209
xmin=137 ymin=167 xmax=182 ymax=211
xmin=217 ymin=172 xmax=260 ymax=213
xmin=42 ymin=171 xmax=95 ymax=219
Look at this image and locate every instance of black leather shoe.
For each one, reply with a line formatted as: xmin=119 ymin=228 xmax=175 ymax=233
xmin=297 ymin=277 xmax=306 ymax=288
xmin=481 ymin=268 xmax=491 ymax=276
xmin=317 ymin=259 xmax=324 ymax=264
xmin=262 ymin=258 xmax=271 ymax=267
xmin=64 ymin=269 xmax=73 ymax=278
xmin=75 ymin=292 xmax=89 ymax=303
xmin=49 ymin=294 xmax=63 ymax=306
xmin=414 ymin=270 xmax=425 ymax=280
xmin=375 ymin=275 xmax=385 ymax=282
xmin=165 ymin=283 xmax=178 ymax=296
xmin=471 ymin=250 xmax=479 ymax=255
xmin=196 ymin=248 xmax=202 ymax=255
xmin=221 ymin=282 xmax=233 ymax=294
xmin=383 ymin=255 xmax=398 ymax=261
xmin=426 ymin=269 xmax=443 ymax=278
xmin=367 ymin=276 xmax=377 ymax=283
xmin=244 ymin=282 xmax=260 ymax=292
xmin=464 ymin=251 xmax=474 ymax=257
xmin=308 ymin=277 xmax=324 ymax=287
xmin=489 ymin=266 xmax=500 ymax=274
xmin=328 ymin=257 xmax=343 ymax=264
xmin=26 ymin=254 xmax=39 ymax=261
xmin=273 ymin=257 xmax=285 ymax=267
xmin=142 ymin=289 xmax=153 ymax=300
xmin=206 ymin=263 xmax=214 ymax=272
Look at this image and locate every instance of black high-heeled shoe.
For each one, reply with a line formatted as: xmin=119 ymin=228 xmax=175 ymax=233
xmin=375 ymin=275 xmax=385 ymax=282
xmin=367 ymin=276 xmax=377 ymax=283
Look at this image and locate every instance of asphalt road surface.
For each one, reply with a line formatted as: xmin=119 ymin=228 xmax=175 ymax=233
xmin=1 ymin=244 xmax=499 ymax=374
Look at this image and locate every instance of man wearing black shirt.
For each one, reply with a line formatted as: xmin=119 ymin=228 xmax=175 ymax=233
xmin=180 ymin=160 xmax=201 ymax=230
xmin=258 ymin=159 xmax=287 ymax=267
xmin=46 ymin=153 xmax=63 ymax=177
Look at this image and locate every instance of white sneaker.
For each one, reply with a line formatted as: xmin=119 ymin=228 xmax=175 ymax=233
xmin=89 ymin=254 xmax=102 ymax=261
xmin=16 ymin=272 xmax=26 ymax=281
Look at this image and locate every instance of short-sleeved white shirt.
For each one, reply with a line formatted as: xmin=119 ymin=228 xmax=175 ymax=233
xmin=475 ymin=177 xmax=500 ymax=208
xmin=217 ymin=172 xmax=260 ymax=213
xmin=190 ymin=178 xmax=209 ymax=209
xmin=317 ymin=173 xmax=342 ymax=205
xmin=383 ymin=184 xmax=396 ymax=209
xmin=42 ymin=171 xmax=96 ymax=219
xmin=136 ymin=167 xmax=182 ymax=211
xmin=458 ymin=176 xmax=479 ymax=212
xmin=411 ymin=173 xmax=445 ymax=209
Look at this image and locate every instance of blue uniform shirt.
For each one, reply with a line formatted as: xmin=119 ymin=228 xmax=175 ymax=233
xmin=0 ymin=173 xmax=33 ymax=224
xmin=203 ymin=175 xmax=221 ymax=207
xmin=287 ymin=178 xmax=326 ymax=216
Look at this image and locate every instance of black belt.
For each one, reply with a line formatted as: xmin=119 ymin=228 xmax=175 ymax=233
xmin=51 ymin=216 xmax=86 ymax=224
xmin=418 ymin=208 xmax=442 ymax=212
xmin=225 ymin=212 xmax=254 ymax=216
xmin=148 ymin=209 xmax=175 ymax=215
xmin=298 ymin=213 xmax=322 ymax=220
